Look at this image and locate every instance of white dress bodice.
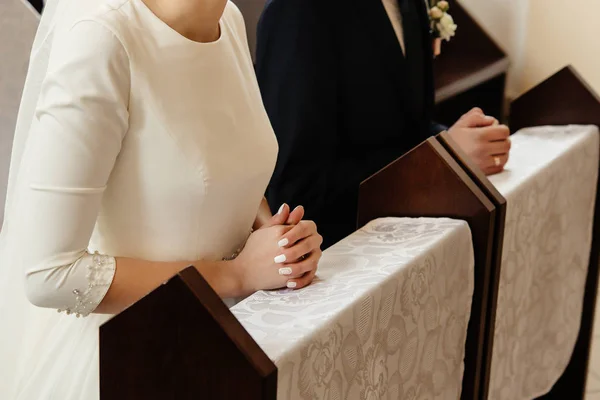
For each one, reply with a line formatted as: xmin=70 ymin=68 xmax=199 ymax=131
xmin=90 ymin=0 xmax=278 ymax=261
xmin=1 ymin=1 xmax=278 ymax=398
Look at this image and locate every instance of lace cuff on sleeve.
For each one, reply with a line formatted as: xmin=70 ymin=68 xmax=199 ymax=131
xmin=57 ymin=253 xmax=116 ymax=318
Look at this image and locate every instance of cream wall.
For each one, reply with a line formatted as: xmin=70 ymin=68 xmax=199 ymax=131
xmin=520 ymin=0 xmax=600 ymax=94
xmin=459 ymin=0 xmax=600 ymax=97
xmin=458 ymin=0 xmax=530 ymax=97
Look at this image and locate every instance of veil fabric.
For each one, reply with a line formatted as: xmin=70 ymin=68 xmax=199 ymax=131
xmin=0 ymin=0 xmax=59 ymax=394
xmin=0 ymin=1 xmax=110 ymax=398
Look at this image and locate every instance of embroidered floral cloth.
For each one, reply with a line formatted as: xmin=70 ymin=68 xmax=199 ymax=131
xmin=232 ymin=217 xmax=475 ymax=399
xmin=487 ymin=125 xmax=599 ymax=400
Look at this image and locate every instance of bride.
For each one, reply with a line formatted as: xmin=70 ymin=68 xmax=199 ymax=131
xmin=0 ymin=0 xmax=323 ymax=398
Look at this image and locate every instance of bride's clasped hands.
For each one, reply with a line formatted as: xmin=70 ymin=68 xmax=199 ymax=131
xmin=232 ymin=203 xmax=323 ymax=296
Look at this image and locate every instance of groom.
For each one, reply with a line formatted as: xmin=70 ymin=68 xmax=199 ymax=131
xmin=256 ymin=0 xmax=511 ymax=248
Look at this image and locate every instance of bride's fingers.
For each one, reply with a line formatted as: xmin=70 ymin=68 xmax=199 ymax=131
xmin=277 ymin=220 xmax=318 ymax=247
xmin=262 ymin=203 xmax=290 ymax=228
xmin=285 ymin=205 xmax=304 ymax=225
xmin=287 ymin=267 xmax=318 ymax=290
xmin=276 ymin=235 xmax=321 ymax=263
xmin=277 ymin=250 xmax=320 ymax=279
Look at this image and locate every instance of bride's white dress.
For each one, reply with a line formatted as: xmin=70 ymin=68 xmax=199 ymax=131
xmin=0 ymin=0 xmax=278 ymax=398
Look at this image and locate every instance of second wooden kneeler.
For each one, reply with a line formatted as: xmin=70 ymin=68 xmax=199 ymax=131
xmin=357 ymin=137 xmax=499 ymax=400
xmin=510 ymin=66 xmax=600 ymax=400
xmin=435 ymin=65 xmax=600 ymax=400
xmin=436 ymin=132 xmax=507 ymax=400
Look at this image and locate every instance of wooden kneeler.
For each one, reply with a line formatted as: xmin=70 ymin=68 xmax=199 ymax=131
xmin=435 ymin=132 xmax=507 ymax=400
xmin=357 ymin=137 xmax=499 ymax=400
xmin=509 ymin=66 xmax=600 ymax=400
xmin=100 ymin=267 xmax=277 ymax=400
xmin=437 ymin=65 xmax=600 ymax=400
xmin=100 ymin=137 xmax=499 ymax=399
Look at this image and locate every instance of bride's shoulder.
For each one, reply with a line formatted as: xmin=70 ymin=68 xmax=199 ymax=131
xmin=73 ymin=0 xmax=135 ymax=43
xmin=54 ymin=0 xmax=139 ymax=45
xmin=44 ymin=1 xmax=133 ymax=80
xmin=223 ymin=1 xmax=246 ymax=30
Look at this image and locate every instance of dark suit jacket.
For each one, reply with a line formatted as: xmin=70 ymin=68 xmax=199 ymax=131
xmin=256 ymin=0 xmax=445 ymax=248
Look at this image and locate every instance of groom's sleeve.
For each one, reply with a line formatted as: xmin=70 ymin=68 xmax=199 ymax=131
xmin=256 ymin=0 xmax=339 ymax=223
xmin=430 ymin=121 xmax=448 ymax=135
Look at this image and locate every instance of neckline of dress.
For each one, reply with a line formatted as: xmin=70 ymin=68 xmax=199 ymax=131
xmin=133 ymin=0 xmax=227 ymax=48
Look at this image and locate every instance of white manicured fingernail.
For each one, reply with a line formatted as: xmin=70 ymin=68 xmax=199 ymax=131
xmin=278 ymin=238 xmax=289 ymax=247
xmin=279 ymin=267 xmax=292 ymax=276
xmin=277 ymin=204 xmax=286 ymax=215
xmin=274 ymin=254 xmax=287 ymax=264
xmin=287 ymin=281 xmax=297 ymax=288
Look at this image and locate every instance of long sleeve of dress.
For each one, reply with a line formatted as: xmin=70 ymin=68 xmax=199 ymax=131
xmin=14 ymin=20 xmax=130 ymax=316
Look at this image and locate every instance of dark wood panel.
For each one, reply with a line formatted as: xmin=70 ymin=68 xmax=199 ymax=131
xmin=509 ymin=66 xmax=600 ymax=400
xmin=100 ymin=267 xmax=277 ymax=400
xmin=357 ymin=137 xmax=497 ymax=400
xmin=436 ymin=132 xmax=507 ymax=400
xmin=433 ymin=1 xmax=508 ymax=128
xmin=435 ymin=73 xmax=507 ymax=126
xmin=510 ymin=66 xmax=600 ymax=131
xmin=434 ymin=1 xmax=507 ymax=95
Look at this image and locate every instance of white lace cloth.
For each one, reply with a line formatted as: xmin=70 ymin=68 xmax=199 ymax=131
xmin=487 ymin=125 xmax=600 ymax=400
xmin=232 ymin=217 xmax=475 ymax=399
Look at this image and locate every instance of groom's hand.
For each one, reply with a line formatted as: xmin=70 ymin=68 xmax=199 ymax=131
xmin=448 ymin=107 xmax=511 ymax=175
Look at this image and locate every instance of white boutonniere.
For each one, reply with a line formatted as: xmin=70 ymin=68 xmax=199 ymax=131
xmin=427 ymin=1 xmax=457 ymax=56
